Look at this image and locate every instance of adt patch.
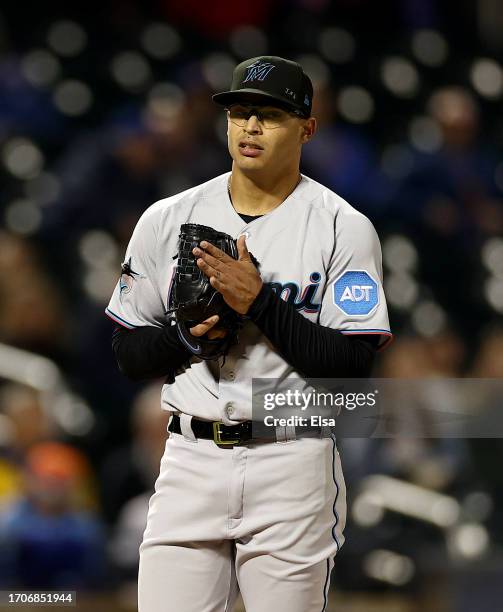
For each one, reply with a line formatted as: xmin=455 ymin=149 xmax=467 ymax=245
xmin=333 ymin=270 xmax=379 ymax=316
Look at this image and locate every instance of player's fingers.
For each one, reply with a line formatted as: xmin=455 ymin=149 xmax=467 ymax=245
xmin=209 ymin=276 xmax=225 ymax=291
xmin=207 ymin=328 xmax=227 ymax=339
xmin=189 ymin=315 xmax=219 ymax=337
xmin=196 ymin=257 xmax=219 ymax=277
xmin=194 ymin=248 xmax=226 ymax=270
xmin=199 ymin=241 xmax=232 ymax=262
xmin=237 ymin=235 xmax=251 ymax=261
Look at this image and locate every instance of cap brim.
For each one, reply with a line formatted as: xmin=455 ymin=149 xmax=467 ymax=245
xmin=212 ymin=89 xmax=300 ymax=113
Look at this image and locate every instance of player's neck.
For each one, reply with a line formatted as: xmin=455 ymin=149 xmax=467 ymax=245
xmin=228 ymin=167 xmax=301 ymax=216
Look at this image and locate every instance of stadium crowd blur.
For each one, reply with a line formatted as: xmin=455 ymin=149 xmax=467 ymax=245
xmin=1 ymin=1 xmax=503 ymax=608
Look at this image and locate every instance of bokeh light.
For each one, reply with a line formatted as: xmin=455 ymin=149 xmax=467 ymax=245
xmin=146 ymin=82 xmax=186 ymax=128
xmin=462 ymin=491 xmax=494 ymax=522
xmin=470 ymin=58 xmax=503 ymax=99
xmin=318 ymin=27 xmax=355 ymax=64
xmin=111 ymin=51 xmax=152 ymax=92
xmin=79 ymin=231 xmax=118 ymax=268
xmin=84 ymin=269 xmax=119 ymax=303
xmin=2 ymin=138 xmax=44 ymax=179
xmin=448 ymin=523 xmax=490 ymax=560
xmin=352 ymin=492 xmax=385 ymax=527
xmin=295 ymin=54 xmax=330 ymax=88
xmin=230 ymin=26 xmax=267 ymax=58
xmin=381 ymin=57 xmax=420 ymax=98
xmin=411 ymin=29 xmax=449 ymax=67
xmin=385 ymin=273 xmax=419 ymax=310
xmin=383 ymin=235 xmax=418 ymax=272
xmin=141 ymin=23 xmax=181 ymax=59
xmin=53 ymin=80 xmax=93 ymax=116
xmin=202 ymin=53 xmax=236 ymax=90
xmin=21 ymin=49 xmax=61 ymax=87
xmin=23 ymin=172 xmax=61 ymax=206
xmin=363 ymin=550 xmax=415 ymax=586
xmin=430 ymin=497 xmax=460 ymax=527
xmin=337 ymin=86 xmax=374 ymax=123
xmin=481 ymin=238 xmax=503 ymax=277
xmin=47 ymin=20 xmax=87 ymax=57
xmin=484 ymin=276 xmax=503 ymax=312
xmin=412 ymin=301 xmax=447 ymax=336
xmin=4 ymin=198 xmax=42 ymax=235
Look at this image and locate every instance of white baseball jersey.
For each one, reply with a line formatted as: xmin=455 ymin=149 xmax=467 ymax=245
xmin=106 ymin=171 xmax=391 ymax=424
xmin=107 ymin=171 xmax=391 ymax=612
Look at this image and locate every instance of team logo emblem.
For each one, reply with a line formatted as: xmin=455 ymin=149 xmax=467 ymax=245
xmin=333 ymin=270 xmax=379 ymax=316
xmin=242 ymin=60 xmax=276 ymax=84
xmin=119 ymin=256 xmax=145 ymax=300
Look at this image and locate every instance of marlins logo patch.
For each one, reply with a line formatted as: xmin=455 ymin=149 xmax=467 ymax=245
xmin=333 ymin=270 xmax=379 ymax=316
xmin=242 ymin=60 xmax=276 ymax=83
xmin=119 ymin=256 xmax=145 ymax=300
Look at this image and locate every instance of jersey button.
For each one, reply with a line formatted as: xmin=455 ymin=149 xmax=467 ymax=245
xmin=225 ymin=402 xmax=234 ymax=416
xmin=228 ymin=371 xmax=235 ymax=381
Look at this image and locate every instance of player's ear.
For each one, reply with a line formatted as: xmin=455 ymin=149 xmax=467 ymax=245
xmin=300 ymin=117 xmax=316 ymax=144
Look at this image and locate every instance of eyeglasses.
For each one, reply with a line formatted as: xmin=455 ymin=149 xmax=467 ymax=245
xmin=226 ymin=104 xmax=302 ymax=129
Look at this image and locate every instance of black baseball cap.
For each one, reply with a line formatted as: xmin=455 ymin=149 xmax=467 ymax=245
xmin=212 ymin=56 xmax=313 ymax=118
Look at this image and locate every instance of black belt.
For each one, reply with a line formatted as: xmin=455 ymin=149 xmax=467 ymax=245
xmin=168 ymin=414 xmax=324 ymax=447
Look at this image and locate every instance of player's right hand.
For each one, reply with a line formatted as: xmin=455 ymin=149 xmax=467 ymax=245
xmin=189 ymin=315 xmax=227 ymax=340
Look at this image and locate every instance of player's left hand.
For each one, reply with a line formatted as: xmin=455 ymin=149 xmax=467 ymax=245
xmin=193 ymin=236 xmax=262 ymax=315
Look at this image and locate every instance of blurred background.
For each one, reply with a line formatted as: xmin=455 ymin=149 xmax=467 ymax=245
xmin=0 ymin=1 xmax=502 ymax=610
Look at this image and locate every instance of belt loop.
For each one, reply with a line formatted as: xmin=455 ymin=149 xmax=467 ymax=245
xmin=275 ymin=425 xmax=297 ymax=443
xmin=180 ymin=414 xmax=197 ymax=442
xmin=275 ymin=424 xmax=298 ymax=443
xmin=275 ymin=425 xmax=287 ymax=443
xmin=285 ymin=424 xmax=297 ymax=441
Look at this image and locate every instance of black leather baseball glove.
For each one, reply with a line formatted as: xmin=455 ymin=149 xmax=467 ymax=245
xmin=167 ymin=223 xmax=243 ymax=360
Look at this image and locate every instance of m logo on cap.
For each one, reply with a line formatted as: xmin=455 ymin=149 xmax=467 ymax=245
xmin=242 ymin=60 xmax=276 ymax=84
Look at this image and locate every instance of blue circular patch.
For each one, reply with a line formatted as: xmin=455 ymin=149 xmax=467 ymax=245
xmin=333 ymin=270 xmax=379 ymax=316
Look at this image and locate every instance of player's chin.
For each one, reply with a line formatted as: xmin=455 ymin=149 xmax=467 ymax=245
xmin=233 ymin=151 xmax=268 ymax=169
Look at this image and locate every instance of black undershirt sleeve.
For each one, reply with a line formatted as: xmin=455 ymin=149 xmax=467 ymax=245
xmin=246 ymin=283 xmax=378 ymax=378
xmin=112 ymin=284 xmax=378 ymax=382
xmin=112 ymin=324 xmax=192 ymax=382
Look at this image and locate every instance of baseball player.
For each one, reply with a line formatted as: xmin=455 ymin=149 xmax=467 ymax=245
xmin=107 ymin=56 xmax=392 ymax=612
